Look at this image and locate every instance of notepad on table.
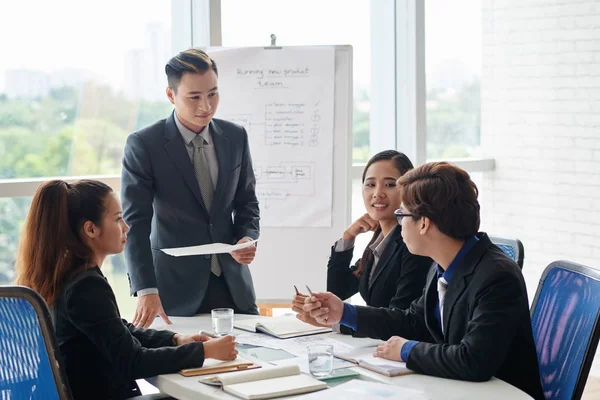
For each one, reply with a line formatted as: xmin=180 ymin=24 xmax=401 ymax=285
xmin=199 ymin=364 xmax=327 ymax=400
xmin=179 ymin=357 xmax=260 ymax=377
xmin=334 ymin=347 xmax=413 ymax=377
xmin=234 ymin=315 xmax=331 ymax=339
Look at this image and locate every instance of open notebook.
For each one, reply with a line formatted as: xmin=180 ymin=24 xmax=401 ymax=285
xmin=334 ymin=347 xmax=413 ymax=377
xmin=234 ymin=315 xmax=331 ymax=339
xmin=199 ymin=364 xmax=327 ymax=400
xmin=179 ymin=357 xmax=260 ymax=377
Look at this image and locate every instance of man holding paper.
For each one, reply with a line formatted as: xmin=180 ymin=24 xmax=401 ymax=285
xmin=122 ymin=48 xmax=260 ymax=326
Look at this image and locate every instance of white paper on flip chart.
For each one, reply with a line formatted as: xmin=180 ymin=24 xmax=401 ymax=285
xmin=161 ymin=239 xmax=258 ymax=257
xmin=208 ymin=47 xmax=336 ymax=227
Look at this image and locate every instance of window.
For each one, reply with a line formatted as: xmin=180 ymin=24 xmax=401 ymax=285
xmin=221 ymin=0 xmax=378 ymax=163
xmin=0 ymin=0 xmax=173 ymax=180
xmin=0 ymin=0 xmax=175 ymax=318
xmin=425 ymin=0 xmax=482 ymax=159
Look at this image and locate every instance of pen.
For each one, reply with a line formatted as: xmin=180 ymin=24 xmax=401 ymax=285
xmin=294 ymin=285 xmax=300 ymax=295
xmin=305 ymin=285 xmax=314 ymax=296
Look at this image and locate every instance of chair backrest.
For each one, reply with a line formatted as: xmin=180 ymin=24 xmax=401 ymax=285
xmin=0 ymin=286 xmax=72 ymax=400
xmin=530 ymin=261 xmax=600 ymax=400
xmin=489 ymin=235 xmax=525 ymax=269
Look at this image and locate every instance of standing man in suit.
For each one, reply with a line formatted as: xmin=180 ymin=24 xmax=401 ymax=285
xmin=122 ymin=48 xmax=260 ymax=327
xmin=302 ymin=162 xmax=544 ymax=400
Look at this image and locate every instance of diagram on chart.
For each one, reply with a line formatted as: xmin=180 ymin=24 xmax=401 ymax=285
xmin=252 ymin=162 xmax=315 ymax=209
xmin=210 ymin=46 xmax=334 ymax=227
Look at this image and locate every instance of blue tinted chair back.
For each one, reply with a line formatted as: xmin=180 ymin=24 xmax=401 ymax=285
xmin=489 ymin=235 xmax=525 ymax=269
xmin=0 ymin=286 xmax=72 ymax=399
xmin=530 ymin=261 xmax=600 ymax=400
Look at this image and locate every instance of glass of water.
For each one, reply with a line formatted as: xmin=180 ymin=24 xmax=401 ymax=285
xmin=211 ymin=308 xmax=234 ymax=336
xmin=307 ymin=344 xmax=333 ymax=378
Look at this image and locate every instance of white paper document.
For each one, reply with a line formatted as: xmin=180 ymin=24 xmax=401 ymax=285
xmin=235 ymin=332 xmax=355 ymax=358
xmin=161 ymin=239 xmax=258 ymax=257
xmin=208 ymin=47 xmax=335 ymax=227
xmin=302 ymin=380 xmax=429 ymax=400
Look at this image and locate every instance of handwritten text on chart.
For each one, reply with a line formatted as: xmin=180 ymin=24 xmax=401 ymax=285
xmin=237 ymin=67 xmax=310 ymax=89
xmin=264 ymin=103 xmax=308 ymax=147
xmin=236 ymin=67 xmax=310 ymax=79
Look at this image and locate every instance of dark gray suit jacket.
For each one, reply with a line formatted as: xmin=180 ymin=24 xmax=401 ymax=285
xmin=352 ymin=233 xmax=544 ymax=400
xmin=121 ymin=112 xmax=260 ymax=315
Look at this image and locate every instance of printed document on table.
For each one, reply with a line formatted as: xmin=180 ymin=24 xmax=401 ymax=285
xmin=161 ymin=239 xmax=258 ymax=257
xmin=235 ymin=333 xmax=355 ymax=357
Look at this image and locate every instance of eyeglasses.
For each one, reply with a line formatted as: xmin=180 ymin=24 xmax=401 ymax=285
xmin=394 ymin=209 xmax=419 ymax=225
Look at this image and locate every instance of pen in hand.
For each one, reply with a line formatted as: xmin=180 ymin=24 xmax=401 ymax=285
xmin=294 ymin=285 xmax=300 ymax=295
xmin=305 ymin=285 xmax=314 ymax=297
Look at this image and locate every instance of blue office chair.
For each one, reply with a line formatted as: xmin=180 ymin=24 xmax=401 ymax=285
xmin=0 ymin=285 xmax=72 ymax=399
xmin=530 ymin=261 xmax=600 ymax=400
xmin=489 ymin=235 xmax=525 ymax=269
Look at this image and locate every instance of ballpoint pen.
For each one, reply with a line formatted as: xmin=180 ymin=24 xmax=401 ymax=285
xmin=305 ymin=285 xmax=314 ymax=296
xmin=294 ymin=285 xmax=300 ymax=295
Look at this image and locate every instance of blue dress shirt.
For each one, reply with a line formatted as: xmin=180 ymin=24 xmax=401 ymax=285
xmin=400 ymin=235 xmax=479 ymax=361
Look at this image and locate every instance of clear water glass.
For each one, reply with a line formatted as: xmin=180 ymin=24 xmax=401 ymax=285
xmin=308 ymin=344 xmax=333 ymax=378
xmin=211 ymin=308 xmax=234 ymax=336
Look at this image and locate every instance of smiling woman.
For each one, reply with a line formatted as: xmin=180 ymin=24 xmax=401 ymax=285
xmin=292 ymin=150 xmax=433 ymax=332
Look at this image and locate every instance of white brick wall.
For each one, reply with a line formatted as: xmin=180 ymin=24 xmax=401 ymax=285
xmin=481 ymin=0 xmax=600 ymax=375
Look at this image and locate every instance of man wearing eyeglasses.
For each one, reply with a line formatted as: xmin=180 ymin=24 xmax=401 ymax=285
xmin=302 ymin=162 xmax=544 ymax=400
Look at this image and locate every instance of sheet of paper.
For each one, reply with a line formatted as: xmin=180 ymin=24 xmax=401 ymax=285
xmin=235 ymin=333 xmax=355 ymax=358
xmin=301 ymin=380 xmax=429 ymax=400
xmin=161 ymin=239 xmax=258 ymax=257
xmin=271 ymin=355 xmax=354 ymax=375
xmin=208 ymin=47 xmax=335 ymax=227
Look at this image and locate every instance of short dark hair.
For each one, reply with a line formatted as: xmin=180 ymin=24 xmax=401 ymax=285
xmin=165 ymin=48 xmax=218 ymax=91
xmin=398 ymin=161 xmax=480 ymax=240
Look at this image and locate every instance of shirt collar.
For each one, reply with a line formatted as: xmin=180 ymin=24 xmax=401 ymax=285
xmin=174 ymin=112 xmax=211 ymax=145
xmin=369 ymin=225 xmax=397 ymax=259
xmin=437 ymin=235 xmax=479 ymax=283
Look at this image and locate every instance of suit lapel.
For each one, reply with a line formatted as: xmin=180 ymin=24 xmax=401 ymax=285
xmin=210 ymin=120 xmax=230 ymax=217
xmin=368 ymin=227 xmax=402 ymax=292
xmin=358 ymin=262 xmax=370 ymax=302
xmin=441 ymin=236 xmax=487 ymax=335
xmin=423 ymin=267 xmax=444 ymax=343
xmin=163 ymin=112 xmax=210 ymax=218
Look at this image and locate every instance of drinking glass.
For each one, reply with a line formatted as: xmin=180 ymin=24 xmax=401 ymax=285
xmin=307 ymin=344 xmax=333 ymax=378
xmin=211 ymin=308 xmax=234 ymax=336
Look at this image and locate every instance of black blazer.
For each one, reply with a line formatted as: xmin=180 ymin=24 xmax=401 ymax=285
xmin=327 ymin=226 xmax=432 ymax=309
xmin=52 ymin=267 xmax=206 ymax=400
xmin=122 ymin=113 xmax=260 ymax=315
xmin=352 ymin=233 xmax=544 ymax=400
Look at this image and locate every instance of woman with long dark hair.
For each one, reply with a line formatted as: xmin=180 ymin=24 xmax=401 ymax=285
xmin=293 ymin=150 xmax=432 ymax=331
xmin=16 ymin=180 xmax=237 ymax=400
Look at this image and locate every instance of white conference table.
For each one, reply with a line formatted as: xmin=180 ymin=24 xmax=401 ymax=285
xmin=148 ymin=315 xmax=532 ymax=400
